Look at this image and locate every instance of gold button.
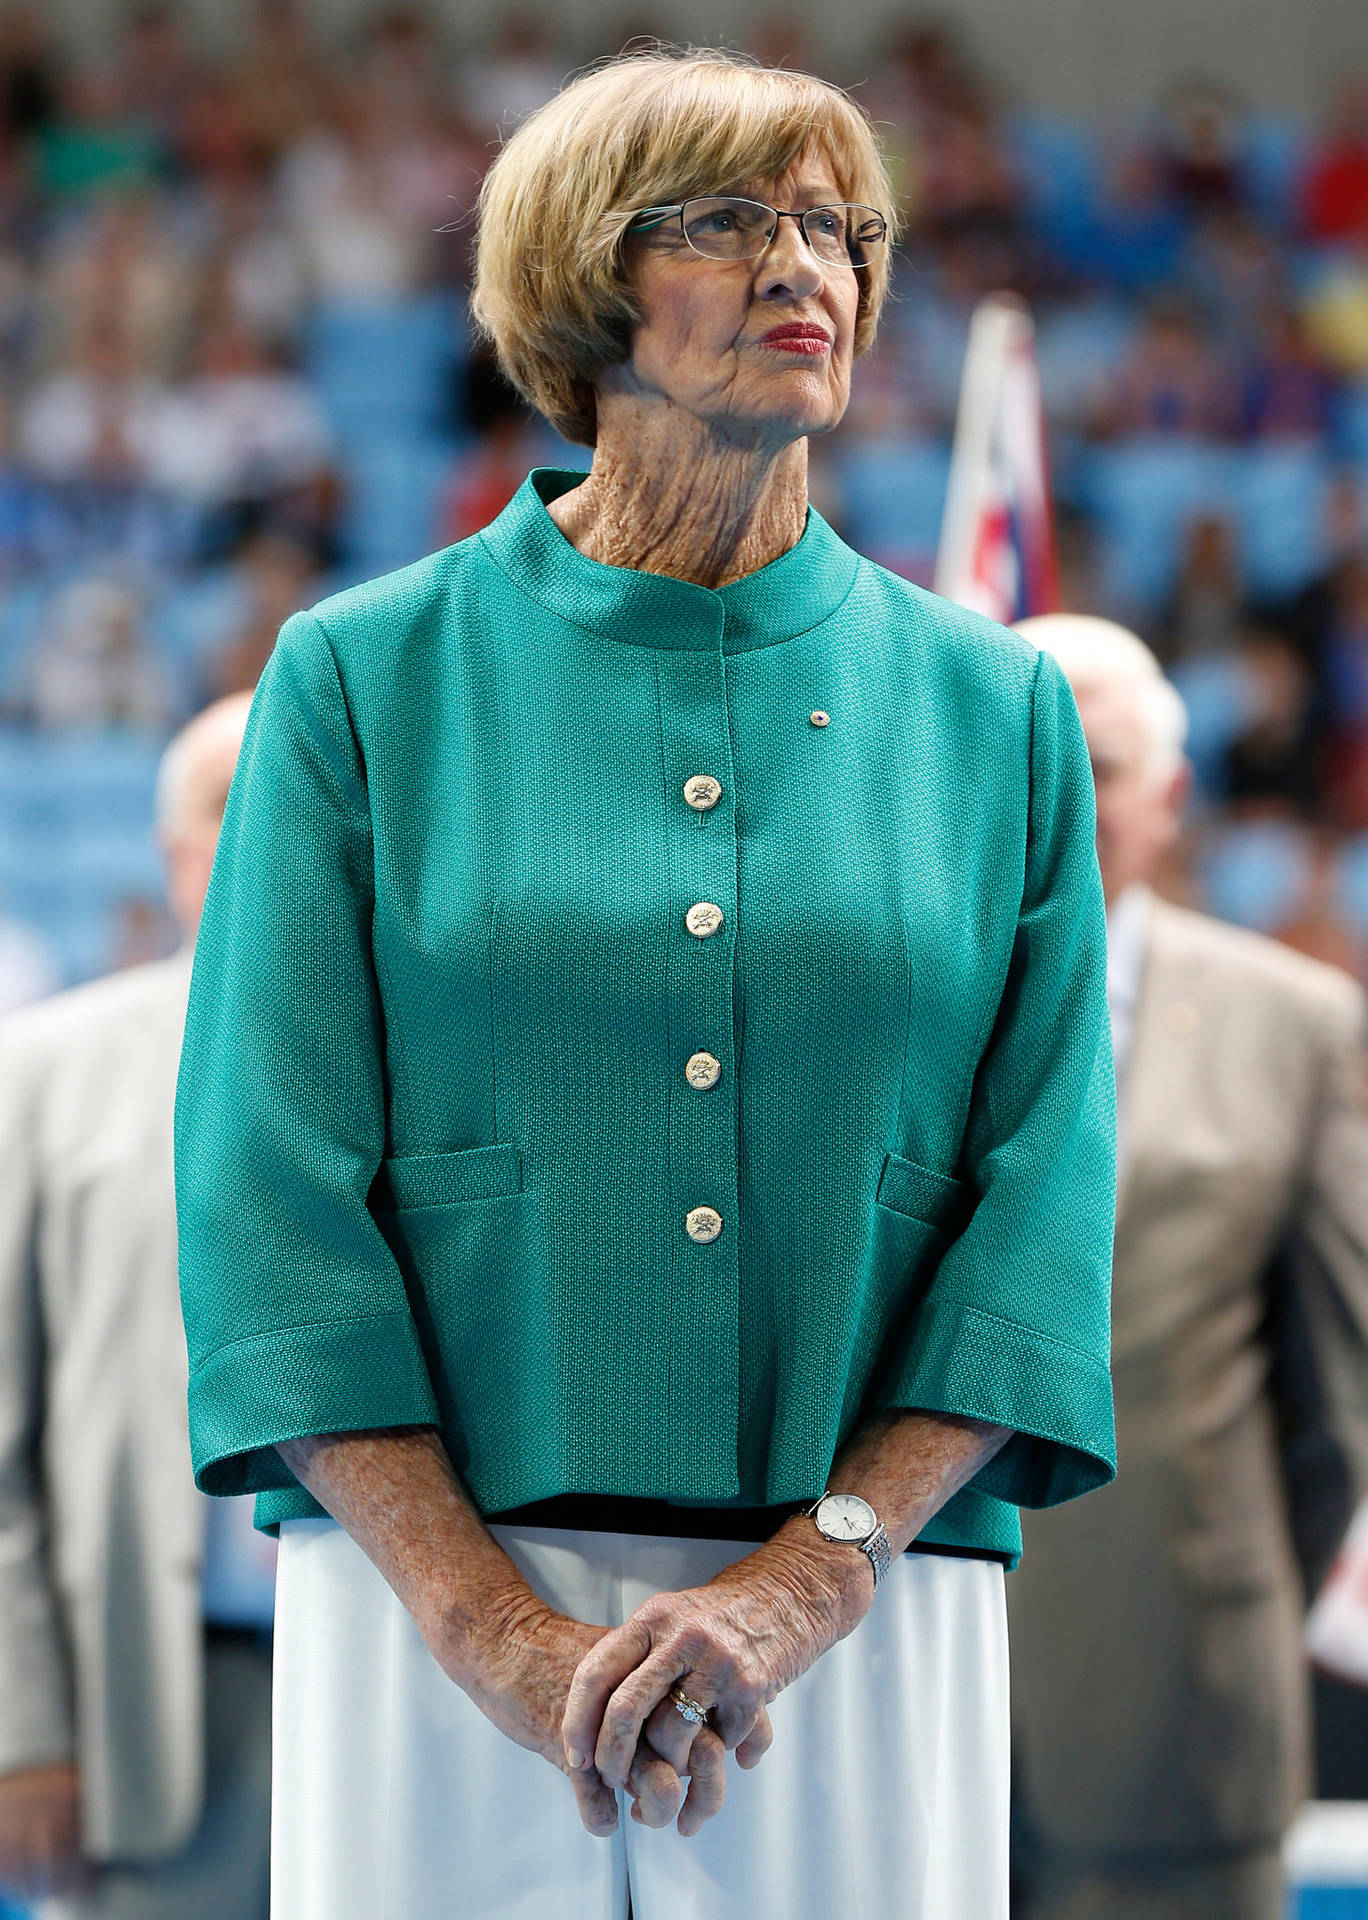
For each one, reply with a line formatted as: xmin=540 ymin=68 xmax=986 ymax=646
xmin=810 ymin=710 xmax=829 ymax=727
xmin=685 ymin=901 xmax=724 ymax=938
xmin=685 ymin=1050 xmax=721 ymax=1090
xmin=685 ymin=1205 xmax=722 ymax=1243
xmin=683 ymin=775 xmax=722 ymax=811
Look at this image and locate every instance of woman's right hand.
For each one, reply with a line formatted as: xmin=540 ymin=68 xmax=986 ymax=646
xmin=423 ymin=1586 xmax=726 ymax=1838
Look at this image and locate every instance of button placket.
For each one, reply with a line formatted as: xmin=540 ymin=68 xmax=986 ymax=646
xmin=658 ymin=644 xmax=741 ymax=1490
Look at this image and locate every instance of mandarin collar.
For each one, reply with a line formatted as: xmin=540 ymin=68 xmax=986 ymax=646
xmin=478 ymin=466 xmax=861 ymax=653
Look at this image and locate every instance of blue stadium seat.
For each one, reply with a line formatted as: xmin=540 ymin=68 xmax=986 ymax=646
xmin=1034 ymin=298 xmax=1138 ymax=426
xmin=337 ymin=434 xmax=459 ymax=574
xmin=1242 ymin=117 xmax=1310 ymax=232
xmin=62 ymin=827 xmax=164 ymax=904
xmin=1007 ymin=111 xmax=1103 ymax=245
xmin=47 ymin=733 xmax=163 ymax=830
xmin=1198 ymin=819 xmax=1311 ymax=931
xmin=828 ymin=439 xmax=951 ymax=577
xmin=305 ymin=293 xmax=467 ymax=444
xmin=1080 ymin=436 xmax=1235 ymax=615
xmin=1167 ymin=654 xmax=1254 ymax=800
xmin=0 ymin=729 xmax=75 ymax=832
xmin=1332 ymin=381 xmax=1368 ymax=468
xmin=1230 ymin=442 xmax=1332 ymax=600
xmin=1296 ymin=1893 xmax=1368 ymax=1917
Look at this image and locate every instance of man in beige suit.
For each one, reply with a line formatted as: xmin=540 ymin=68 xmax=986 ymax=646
xmin=1009 ymin=614 xmax=1368 ymax=1920
xmin=0 ymin=693 xmax=273 ymax=1918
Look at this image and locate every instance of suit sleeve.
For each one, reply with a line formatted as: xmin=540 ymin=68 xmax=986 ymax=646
xmin=0 ymin=1021 xmax=76 ymax=1772
xmin=175 ymin=610 xmax=440 ymax=1499
xmin=874 ymin=647 xmax=1118 ymax=1507
xmin=1277 ymin=978 xmax=1368 ymax=1585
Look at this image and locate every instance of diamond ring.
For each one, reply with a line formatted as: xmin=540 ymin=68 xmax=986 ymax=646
xmin=669 ymin=1684 xmax=710 ymax=1726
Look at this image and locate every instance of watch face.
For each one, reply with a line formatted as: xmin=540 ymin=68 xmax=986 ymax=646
xmin=815 ymin=1493 xmax=876 ymax=1542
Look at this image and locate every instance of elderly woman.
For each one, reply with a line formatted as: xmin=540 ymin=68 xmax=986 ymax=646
xmin=175 ymin=46 xmax=1117 ymax=1920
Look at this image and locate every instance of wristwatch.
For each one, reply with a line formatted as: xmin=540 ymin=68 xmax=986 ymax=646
xmin=805 ymin=1490 xmax=893 ymax=1591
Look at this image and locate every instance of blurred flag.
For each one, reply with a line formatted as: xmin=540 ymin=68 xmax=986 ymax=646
xmin=1306 ymin=1495 xmax=1368 ymax=1686
xmin=934 ymin=292 xmax=1060 ymax=623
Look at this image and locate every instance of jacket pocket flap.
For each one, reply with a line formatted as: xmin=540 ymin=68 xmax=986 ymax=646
xmin=379 ymin=1143 xmax=522 ymax=1211
xmin=875 ymin=1150 xmax=971 ymax=1231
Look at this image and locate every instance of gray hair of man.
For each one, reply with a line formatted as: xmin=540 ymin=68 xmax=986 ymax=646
xmin=1014 ymin=613 xmax=1190 ymax=785
xmin=153 ymin=692 xmax=254 ymax=939
xmin=154 ymin=693 xmax=253 ymax=832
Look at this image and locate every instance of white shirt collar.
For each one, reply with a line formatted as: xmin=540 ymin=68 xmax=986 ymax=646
xmin=1105 ymin=881 xmax=1153 ymax=1106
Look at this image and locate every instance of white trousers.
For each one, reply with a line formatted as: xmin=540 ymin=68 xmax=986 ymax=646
xmin=271 ymin=1517 xmax=1010 ymax=1920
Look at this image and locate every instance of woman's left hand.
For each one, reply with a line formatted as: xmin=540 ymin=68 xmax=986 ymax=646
xmin=561 ymin=1525 xmax=872 ymax=1820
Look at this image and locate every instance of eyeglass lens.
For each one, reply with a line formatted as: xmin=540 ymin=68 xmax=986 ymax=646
xmin=679 ymin=198 xmax=884 ymax=268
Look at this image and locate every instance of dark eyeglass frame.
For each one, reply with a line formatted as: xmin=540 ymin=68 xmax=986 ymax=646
xmin=624 ymin=196 xmax=889 ymax=270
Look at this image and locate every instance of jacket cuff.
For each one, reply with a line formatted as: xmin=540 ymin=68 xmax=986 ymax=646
xmin=188 ymin=1308 xmax=442 ymax=1498
xmin=875 ymin=1298 xmax=1116 ymax=1508
xmin=912 ymin=1486 xmax=1023 ymax=1567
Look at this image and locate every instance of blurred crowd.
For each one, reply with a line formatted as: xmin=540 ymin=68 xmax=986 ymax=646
xmin=0 ymin=2 xmax=1367 ymax=1001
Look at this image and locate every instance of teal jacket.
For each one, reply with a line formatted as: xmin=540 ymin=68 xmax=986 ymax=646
xmin=175 ymin=468 xmax=1117 ymax=1567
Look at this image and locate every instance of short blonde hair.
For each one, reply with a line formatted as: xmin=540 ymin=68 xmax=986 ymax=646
xmin=470 ymin=47 xmax=902 ymax=446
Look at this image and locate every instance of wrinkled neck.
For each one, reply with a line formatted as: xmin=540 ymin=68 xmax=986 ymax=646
xmin=547 ymin=398 xmax=809 ymax=589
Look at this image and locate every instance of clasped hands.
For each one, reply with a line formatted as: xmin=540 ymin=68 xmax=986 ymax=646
xmin=452 ymin=1525 xmax=873 ymax=1841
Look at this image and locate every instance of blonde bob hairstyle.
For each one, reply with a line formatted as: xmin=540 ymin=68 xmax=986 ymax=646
xmin=470 ymin=47 xmax=902 ymax=447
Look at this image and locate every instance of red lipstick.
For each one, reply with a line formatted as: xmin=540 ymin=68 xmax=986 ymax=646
xmin=757 ymin=322 xmax=833 ymax=355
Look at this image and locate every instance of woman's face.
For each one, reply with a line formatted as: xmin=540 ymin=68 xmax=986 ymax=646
xmin=614 ymin=151 xmax=862 ymax=449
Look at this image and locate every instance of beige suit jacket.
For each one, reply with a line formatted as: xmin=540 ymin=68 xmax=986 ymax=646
xmin=1010 ymin=898 xmax=1368 ymax=1865
xmin=0 ymin=948 xmax=210 ymax=1859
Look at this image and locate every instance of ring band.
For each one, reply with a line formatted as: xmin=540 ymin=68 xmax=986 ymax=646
xmin=669 ymin=1684 xmax=710 ymax=1726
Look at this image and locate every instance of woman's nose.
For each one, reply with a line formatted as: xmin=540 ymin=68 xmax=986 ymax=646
xmin=753 ymin=217 xmax=825 ymax=300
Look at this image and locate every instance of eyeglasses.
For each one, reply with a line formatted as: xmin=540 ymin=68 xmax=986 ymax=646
xmin=624 ymin=196 xmax=888 ymax=270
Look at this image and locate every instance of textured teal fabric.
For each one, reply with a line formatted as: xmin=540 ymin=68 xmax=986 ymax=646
xmin=174 ymin=467 xmax=1118 ymax=1569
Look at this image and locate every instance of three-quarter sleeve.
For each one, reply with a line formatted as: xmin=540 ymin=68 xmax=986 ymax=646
xmin=874 ymin=646 xmax=1118 ymax=1507
xmin=175 ymin=610 xmax=440 ymax=1499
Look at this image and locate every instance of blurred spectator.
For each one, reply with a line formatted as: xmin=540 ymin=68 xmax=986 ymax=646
xmin=231 ymin=0 xmax=333 ymax=167
xmin=864 ymin=18 xmax=995 ymax=220
xmin=1094 ymin=293 xmax=1236 ymax=437
xmin=114 ymin=3 xmax=205 ymax=175
xmin=439 ymin=413 xmax=532 ymax=544
xmin=0 ymin=694 xmax=273 ymax=1919
xmin=1303 ymin=77 xmax=1368 ymax=244
xmin=203 ymin=528 xmax=324 ymax=697
xmin=24 ymin=577 xmax=173 ymax=731
xmin=1222 ymin=627 xmax=1321 ymax=816
xmin=1321 ymin=550 xmax=1368 ymax=827
xmin=0 ymin=900 xmax=55 ymax=1013
xmin=454 ymin=13 xmax=562 ymax=136
xmin=276 ymin=75 xmax=441 ymax=302
xmin=438 ymin=344 xmax=535 ymax=543
xmin=1157 ymin=512 xmax=1247 ymax=660
xmin=0 ymin=4 xmax=55 ymax=145
xmin=32 ymin=63 xmax=159 ymax=201
xmin=1273 ymin=830 xmax=1368 ymax=976
xmin=31 ymin=188 xmax=196 ymax=379
xmin=1011 ymin=612 xmax=1368 ymax=1920
xmin=189 ymin=180 xmax=308 ymax=351
xmin=16 ymin=319 xmax=164 ymax=485
xmin=1147 ymin=76 xmax=1251 ymax=218
xmin=144 ymin=310 xmax=337 ymax=557
xmin=1182 ymin=212 xmax=1286 ymax=359
xmin=1301 ymin=248 xmax=1368 ymax=376
xmin=1241 ymin=305 xmax=1339 ymax=441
